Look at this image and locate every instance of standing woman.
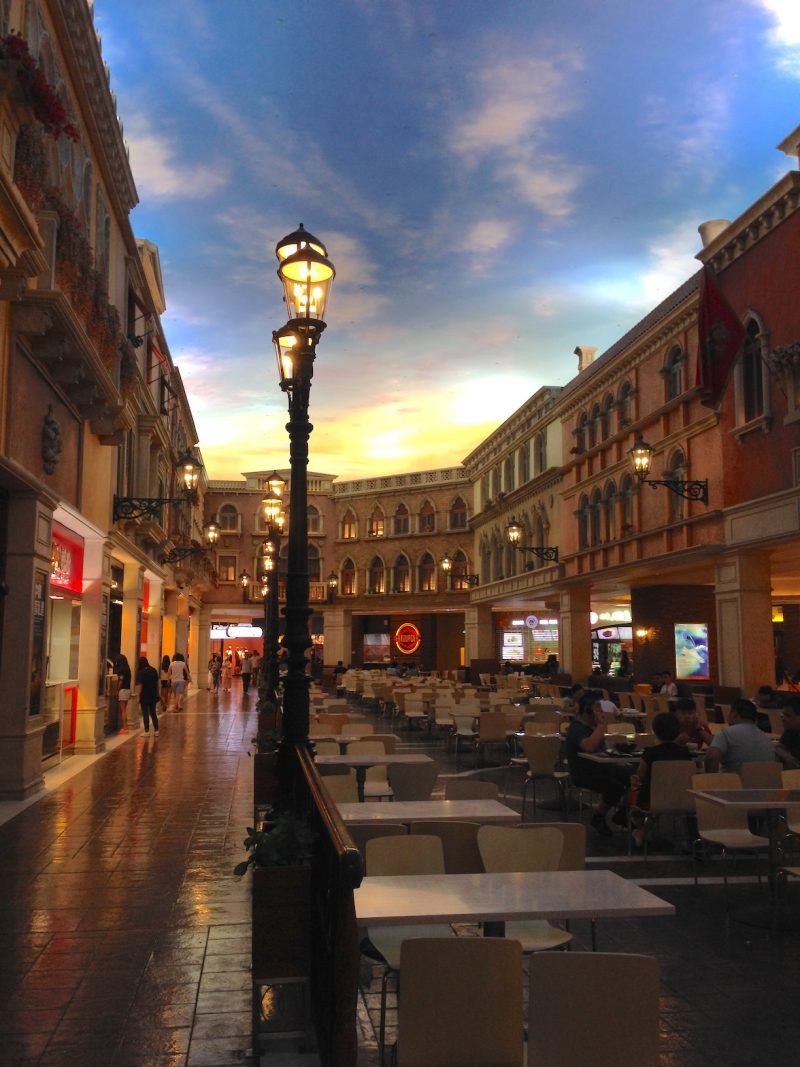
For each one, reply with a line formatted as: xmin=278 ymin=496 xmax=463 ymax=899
xmin=221 ymin=655 xmax=232 ymax=692
xmin=136 ymin=656 xmax=160 ymax=736
xmin=169 ymin=652 xmax=191 ymax=711
xmin=160 ymin=654 xmax=172 ymax=710
xmin=114 ymin=654 xmax=132 ymax=732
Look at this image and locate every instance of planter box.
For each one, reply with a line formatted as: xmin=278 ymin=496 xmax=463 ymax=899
xmin=253 ymin=752 xmax=278 ymax=808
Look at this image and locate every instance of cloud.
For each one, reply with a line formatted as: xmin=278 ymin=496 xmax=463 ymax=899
xmin=639 ymin=219 xmax=704 ymax=305
xmin=641 ymin=85 xmax=731 ymax=183
xmin=460 ymin=218 xmax=514 ymax=260
xmin=125 ymin=114 xmax=229 ymax=200
xmin=749 ymin=0 xmax=800 ymax=75
xmin=448 ymin=49 xmax=586 ymax=221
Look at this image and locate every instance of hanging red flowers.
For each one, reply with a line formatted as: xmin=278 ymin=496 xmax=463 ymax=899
xmin=1 ymin=32 xmax=79 ymax=142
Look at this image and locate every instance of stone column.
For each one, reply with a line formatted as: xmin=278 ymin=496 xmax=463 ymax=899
xmin=715 ymin=550 xmax=774 ymax=695
xmin=146 ymin=576 xmax=164 ymax=667
xmin=74 ymin=534 xmax=112 ymax=754
xmin=323 ymin=605 xmax=351 ymax=668
xmin=559 ymin=585 xmax=592 ymax=682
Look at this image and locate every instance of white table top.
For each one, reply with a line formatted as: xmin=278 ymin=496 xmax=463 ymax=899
xmin=316 ymin=753 xmax=435 ymax=769
xmin=337 ymin=799 xmax=519 ymax=824
xmin=355 ymin=869 xmax=675 ymax=926
xmin=690 ymin=788 xmax=800 ymax=809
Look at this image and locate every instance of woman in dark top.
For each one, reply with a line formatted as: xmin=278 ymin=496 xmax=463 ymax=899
xmin=114 ymin=654 xmax=132 ymax=732
xmin=630 ymin=712 xmax=691 ymax=848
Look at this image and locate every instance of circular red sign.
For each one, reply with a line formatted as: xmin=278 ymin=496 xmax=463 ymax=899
xmin=394 ymin=622 xmax=422 ymax=655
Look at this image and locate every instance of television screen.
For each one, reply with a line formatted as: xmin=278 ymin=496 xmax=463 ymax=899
xmin=674 ymin=623 xmax=709 ymax=680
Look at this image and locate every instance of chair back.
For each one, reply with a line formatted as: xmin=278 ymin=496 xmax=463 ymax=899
xmin=348 ymin=823 xmax=407 ymax=873
xmin=318 ymin=712 xmax=349 ymax=733
xmin=530 ymin=703 xmax=562 ymax=722
xmin=648 ymin=760 xmax=696 ymax=814
xmin=528 ymin=953 xmax=659 ymax=1066
xmin=521 ymin=734 xmax=562 ymax=776
xmin=370 ymin=733 xmax=398 ymax=754
xmin=366 ymin=834 xmax=445 ymax=876
xmin=782 ymin=769 xmax=800 ymax=789
xmin=345 ymin=739 xmax=387 ymax=755
xmin=478 ymin=710 xmax=507 ymax=742
xmin=524 ymin=720 xmax=561 ymax=736
xmin=539 ymin=822 xmax=586 ymax=869
xmin=477 ymin=824 xmax=564 ymax=873
xmin=740 ymin=760 xmax=782 ymax=789
xmin=692 ymin=772 xmax=745 ymax=832
xmin=387 ymin=761 xmax=439 ymax=801
xmin=321 ymin=773 xmax=359 ymax=804
xmin=443 ymin=778 xmax=499 ymax=800
xmin=410 ymin=821 xmax=484 ymax=874
xmin=397 ymin=937 xmax=523 ymax=1067
xmin=452 ymin=713 xmax=478 ymax=737
xmin=341 ymin=722 xmax=374 ymax=736
xmin=314 ymin=740 xmax=341 ymax=756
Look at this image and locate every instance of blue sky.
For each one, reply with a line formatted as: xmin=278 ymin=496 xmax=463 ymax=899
xmin=94 ymin=0 xmax=800 ymax=481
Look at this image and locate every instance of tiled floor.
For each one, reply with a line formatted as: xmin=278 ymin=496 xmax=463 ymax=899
xmin=1 ymin=688 xmax=800 ymax=1066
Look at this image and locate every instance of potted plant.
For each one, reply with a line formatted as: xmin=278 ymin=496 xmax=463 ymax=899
xmin=252 ymin=698 xmax=281 ymax=808
xmin=235 ymin=812 xmax=316 ymax=982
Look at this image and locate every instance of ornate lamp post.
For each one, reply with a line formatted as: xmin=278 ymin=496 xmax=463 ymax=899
xmin=327 ymin=570 xmax=338 ymax=604
xmin=505 ymin=517 xmax=559 ymax=563
xmin=259 ymin=474 xmax=285 ymax=701
xmin=626 ymin=433 xmax=708 ymax=503
xmin=113 ymin=449 xmax=202 ymax=521
xmin=273 ymin=224 xmax=335 ymax=749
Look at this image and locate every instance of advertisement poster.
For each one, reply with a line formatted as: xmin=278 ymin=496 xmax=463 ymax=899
xmin=675 ymin=623 xmax=709 ymax=680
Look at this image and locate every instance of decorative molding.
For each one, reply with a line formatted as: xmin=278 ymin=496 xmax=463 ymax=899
xmin=41 ymin=404 xmax=62 ymax=473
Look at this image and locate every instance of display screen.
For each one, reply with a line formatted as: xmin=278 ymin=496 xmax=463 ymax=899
xmin=674 ymin=623 xmax=709 ymax=680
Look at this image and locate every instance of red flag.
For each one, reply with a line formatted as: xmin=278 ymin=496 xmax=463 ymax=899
xmin=695 ymin=264 xmax=745 ymax=408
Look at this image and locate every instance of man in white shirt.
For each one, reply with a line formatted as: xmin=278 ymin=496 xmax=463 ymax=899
xmin=705 ymin=699 xmax=778 ymax=773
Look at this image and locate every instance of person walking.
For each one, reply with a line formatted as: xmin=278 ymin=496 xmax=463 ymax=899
xmin=241 ymin=652 xmax=252 ymax=695
xmin=160 ymin=654 xmax=172 ymax=710
xmin=169 ymin=652 xmax=191 ymax=711
xmin=114 ymin=653 xmax=132 ymax=733
xmin=136 ymin=655 xmax=160 ymax=736
xmin=221 ymin=655 xmax=232 ymax=692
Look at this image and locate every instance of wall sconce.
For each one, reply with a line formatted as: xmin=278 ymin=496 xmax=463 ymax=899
xmin=113 ymin=450 xmax=203 ymax=521
xmin=159 ymin=519 xmax=220 ymax=565
xmin=505 ymin=518 xmax=559 ymax=563
xmin=440 ymin=552 xmax=479 ymax=587
xmin=635 ymin=626 xmax=653 ymax=641
xmin=627 ymin=433 xmax=708 ymax=504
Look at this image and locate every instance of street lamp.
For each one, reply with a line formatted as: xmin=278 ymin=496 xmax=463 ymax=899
xmin=273 ymin=225 xmax=335 ymax=750
xmin=327 ymin=570 xmax=338 ymax=604
xmin=159 ymin=518 xmax=220 ymax=564
xmin=240 ymin=570 xmax=250 ymax=603
xmin=505 ymin=517 xmax=559 ymax=563
xmin=440 ymin=552 xmax=479 ymax=588
xmin=627 ymin=433 xmax=709 ymax=503
xmin=113 ymin=449 xmax=202 ymax=521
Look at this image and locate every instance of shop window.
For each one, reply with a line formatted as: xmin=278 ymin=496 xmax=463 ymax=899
xmin=393 ymin=554 xmax=410 ymax=593
xmin=449 ymin=496 xmax=468 ymax=530
xmin=418 ymin=501 xmax=436 ymax=533
xmin=217 ymin=555 xmax=236 ymax=582
xmin=418 ymin=551 xmax=436 ymax=591
xmin=394 ymin=503 xmax=409 ymax=534
xmin=368 ymin=556 xmax=385 ymax=594
xmin=341 ymin=509 xmax=357 ymax=539
xmin=368 ymin=506 xmax=385 ymax=537
xmin=341 ymin=558 xmax=356 ymax=595
xmin=218 ymin=504 xmax=239 ymax=533
xmin=664 ymin=344 xmax=684 ymax=401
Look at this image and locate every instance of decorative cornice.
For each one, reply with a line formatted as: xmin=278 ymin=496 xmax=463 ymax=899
xmin=333 ymin=467 xmax=469 ymax=497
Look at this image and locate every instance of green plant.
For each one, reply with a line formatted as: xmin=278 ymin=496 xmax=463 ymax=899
xmin=233 ymin=811 xmax=315 ymax=875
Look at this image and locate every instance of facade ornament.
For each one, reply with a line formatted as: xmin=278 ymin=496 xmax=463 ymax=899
xmin=42 ymin=404 xmax=62 ymax=474
xmin=770 ymin=341 xmax=800 ymax=383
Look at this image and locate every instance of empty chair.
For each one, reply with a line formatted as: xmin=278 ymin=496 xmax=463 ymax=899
xmin=475 ymin=711 xmax=509 ymax=766
xmin=317 ymin=712 xmax=349 ymax=733
xmin=691 ymin=772 xmax=769 ymax=896
xmin=740 ymin=760 xmax=783 ymax=789
xmin=346 ymin=739 xmax=392 ymax=800
xmin=341 ymin=721 xmax=375 ymax=736
xmin=524 ymin=720 xmax=562 ymax=736
xmin=477 ymin=824 xmax=572 ymax=952
xmin=410 ymin=820 xmax=483 ymax=874
xmin=313 ymin=740 xmax=341 ymax=755
xmin=513 ymin=734 xmax=568 ymax=819
xmin=363 ymin=835 xmax=454 ymax=1063
xmin=370 ymin=733 xmax=398 ymax=754
xmin=444 ymin=778 xmax=499 ymax=800
xmin=528 ymin=953 xmax=660 ymax=1066
xmin=387 ymin=760 xmax=439 ymax=801
xmin=395 ymin=937 xmax=523 ymax=1067
xmin=321 ymin=772 xmax=359 ymax=804
xmin=449 ymin=712 xmax=478 ymax=763
xmin=347 ymin=822 xmax=407 ymax=870
xmin=403 ymin=695 xmax=428 ymax=731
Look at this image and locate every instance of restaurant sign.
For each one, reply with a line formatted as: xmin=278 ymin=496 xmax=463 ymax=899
xmin=394 ymin=622 xmax=421 ymax=655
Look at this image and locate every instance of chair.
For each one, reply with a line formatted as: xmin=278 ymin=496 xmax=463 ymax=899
xmin=528 ymin=953 xmax=660 ymax=1066
xmin=691 ymin=772 xmax=769 ymax=896
xmin=347 ymin=822 xmax=407 ymax=870
xmin=363 ymin=835 xmax=454 ymax=1063
xmin=371 ymin=733 xmax=398 ymax=754
xmin=313 ymin=740 xmax=341 ymax=755
xmin=443 ymin=778 xmax=499 ymax=800
xmin=395 ymin=937 xmax=523 ymax=1067
xmin=524 ymin=720 xmax=562 ymax=736
xmin=403 ymin=695 xmax=428 ymax=732
xmin=475 ymin=711 xmax=509 ymax=766
xmin=740 ymin=760 xmax=782 ymax=789
xmin=513 ymin=735 xmax=568 ymax=819
xmin=449 ymin=712 xmax=478 ymax=763
xmin=410 ymin=820 xmax=483 ymax=873
xmin=387 ymin=761 xmax=439 ymax=801
xmin=321 ymin=772 xmax=359 ymax=803
xmin=627 ymin=759 xmax=696 ymax=858
xmin=346 ymin=740 xmax=393 ymax=800
xmin=317 ymin=712 xmax=349 ymax=734
xmin=476 ymin=825 xmax=572 ymax=952
xmin=341 ymin=722 xmax=374 ymax=736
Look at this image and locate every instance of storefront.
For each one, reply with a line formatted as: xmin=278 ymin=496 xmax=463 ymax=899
xmin=495 ymin=611 xmax=559 ymax=668
xmin=44 ymin=523 xmax=84 ymax=761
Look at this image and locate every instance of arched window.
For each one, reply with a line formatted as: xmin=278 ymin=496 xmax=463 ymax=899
xmin=418 ymin=500 xmax=435 ymax=533
xmin=307 ymin=543 xmax=320 ymax=580
xmin=518 ymin=444 xmax=530 ymax=484
xmin=534 ymin=432 xmax=546 ymax=474
xmin=418 ymin=551 xmax=436 ymax=592
xmin=621 ymin=475 xmax=635 ymax=534
xmin=450 ymin=550 xmax=471 ymax=590
xmin=368 ymin=505 xmax=385 ymax=537
xmin=393 ymin=553 xmax=410 ymax=593
xmin=589 ymin=404 xmax=601 ymax=449
xmin=577 ymin=494 xmax=590 ymax=550
xmin=480 ymin=473 xmax=490 ymax=505
xmin=605 ymin=482 xmax=618 ymax=542
xmin=341 ymin=557 xmax=356 ymax=596
xmin=575 ymin=412 xmax=588 ymax=453
xmin=480 ymin=538 xmax=491 ymax=583
xmin=394 ymin=503 xmax=409 ymax=534
xmin=664 ymin=345 xmax=683 ymax=401
xmin=741 ymin=318 xmax=765 ymax=424
xmin=602 ymin=394 xmax=614 ymax=440
xmin=618 ymin=381 xmax=633 ymax=429
xmin=368 ymin=556 xmax=385 ymax=594
xmin=504 ymin=455 xmax=515 ymax=492
xmin=449 ymin=496 xmax=468 ymax=530
xmin=218 ymin=504 xmax=239 ymax=533
xmin=491 ymin=467 xmax=501 ymax=499
xmin=307 ymin=504 xmax=321 ymax=533
xmin=591 ymin=488 xmax=603 ymax=546
xmin=492 ymin=535 xmax=503 ymax=581
xmin=341 ymin=509 xmax=357 ymax=539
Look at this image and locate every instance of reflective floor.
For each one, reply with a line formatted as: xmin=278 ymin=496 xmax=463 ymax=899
xmin=1 ymin=687 xmax=800 ymax=1066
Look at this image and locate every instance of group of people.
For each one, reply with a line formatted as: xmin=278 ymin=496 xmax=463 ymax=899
xmin=206 ymin=651 xmax=261 ymax=693
xmin=112 ymin=651 xmax=191 ymax=737
xmin=565 ymin=688 xmax=800 ymax=847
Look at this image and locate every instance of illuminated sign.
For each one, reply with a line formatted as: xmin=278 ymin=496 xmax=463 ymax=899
xmin=210 ymin=624 xmax=263 ymax=640
xmin=50 ymin=526 xmax=84 ymax=595
xmin=394 ymin=622 xmax=422 ymax=655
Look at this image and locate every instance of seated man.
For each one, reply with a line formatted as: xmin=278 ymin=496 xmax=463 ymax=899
xmin=660 ymin=671 xmax=678 ymax=699
xmin=565 ymin=692 xmax=633 ymax=837
xmin=775 ymin=697 xmax=800 ymax=770
xmin=674 ymin=697 xmax=713 ymax=748
xmin=705 ymin=699 xmax=778 ymax=773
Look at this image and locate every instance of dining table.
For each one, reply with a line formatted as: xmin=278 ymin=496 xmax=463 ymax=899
xmin=316 ymin=753 xmax=435 ymax=802
xmin=337 ymin=798 xmax=520 ymax=824
xmin=355 ymin=868 xmax=674 ymax=944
